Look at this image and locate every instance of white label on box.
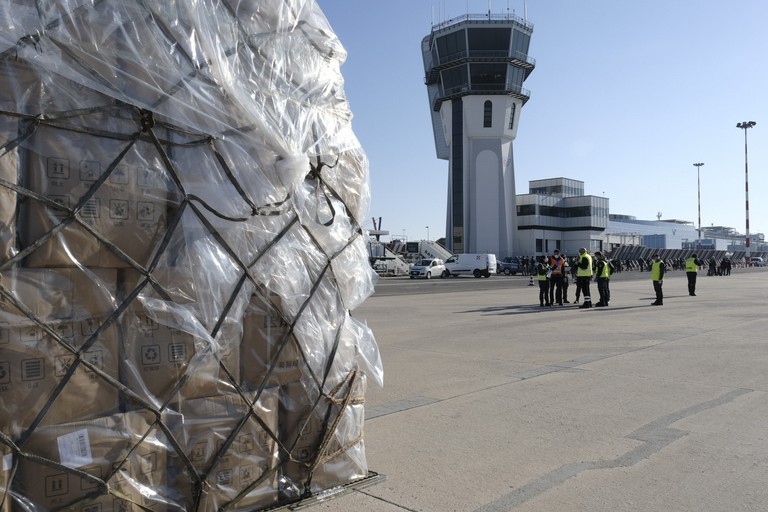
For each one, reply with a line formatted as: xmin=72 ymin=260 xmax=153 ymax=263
xmin=2 ymin=453 xmax=11 ymax=471
xmin=57 ymin=428 xmax=93 ymax=468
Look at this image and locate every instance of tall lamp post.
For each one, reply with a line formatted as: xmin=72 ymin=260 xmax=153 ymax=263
xmin=693 ymin=162 xmax=704 ymax=250
xmin=425 ymin=226 xmax=430 ymax=241
xmin=736 ymin=121 xmax=756 ymax=264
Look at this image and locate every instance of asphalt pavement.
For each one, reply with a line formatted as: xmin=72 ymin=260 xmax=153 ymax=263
xmin=312 ymin=268 xmax=768 ymax=512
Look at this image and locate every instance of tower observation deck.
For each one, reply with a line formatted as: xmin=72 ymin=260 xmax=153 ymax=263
xmin=422 ymin=12 xmax=534 ymax=256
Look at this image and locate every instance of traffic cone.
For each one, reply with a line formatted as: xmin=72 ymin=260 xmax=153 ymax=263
xmin=528 ymin=275 xmax=534 ymax=286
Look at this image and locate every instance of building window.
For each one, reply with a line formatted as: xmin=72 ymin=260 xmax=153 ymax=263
xmin=516 ymin=204 xmax=535 ymax=216
xmin=508 ymin=103 xmax=516 ymax=130
xmin=483 ymin=100 xmax=492 ymax=128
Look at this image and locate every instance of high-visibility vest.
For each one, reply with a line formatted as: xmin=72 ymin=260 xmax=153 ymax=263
xmin=576 ymin=253 xmax=593 ymax=277
xmin=536 ymin=262 xmax=548 ymax=281
xmin=651 ymin=260 xmax=664 ymax=281
xmin=685 ymin=257 xmax=698 ymax=272
xmin=597 ymin=260 xmax=610 ymax=278
xmin=549 ymin=256 xmax=565 ymax=275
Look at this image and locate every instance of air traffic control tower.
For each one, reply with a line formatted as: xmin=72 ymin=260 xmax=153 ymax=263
xmin=422 ymin=12 xmax=534 ymax=256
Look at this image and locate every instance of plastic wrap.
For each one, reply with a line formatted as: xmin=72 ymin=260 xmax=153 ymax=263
xmin=0 ymin=1 xmax=382 ymax=510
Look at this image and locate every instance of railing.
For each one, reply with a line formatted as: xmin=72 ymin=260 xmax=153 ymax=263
xmin=432 ymin=12 xmax=534 ymax=32
xmin=441 ymin=82 xmax=530 ymax=98
xmin=437 ymin=49 xmax=535 ymax=68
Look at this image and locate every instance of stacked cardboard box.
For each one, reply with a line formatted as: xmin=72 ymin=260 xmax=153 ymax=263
xmin=0 ymin=1 xmax=381 ymax=511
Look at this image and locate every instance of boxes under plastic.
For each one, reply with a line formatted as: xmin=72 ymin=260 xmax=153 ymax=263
xmin=0 ymin=1 xmax=383 ymax=510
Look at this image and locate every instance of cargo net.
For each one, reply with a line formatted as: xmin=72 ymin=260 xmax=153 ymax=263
xmin=0 ymin=1 xmax=383 ymax=511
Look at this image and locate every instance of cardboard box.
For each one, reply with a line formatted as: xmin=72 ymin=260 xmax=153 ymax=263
xmin=19 ymin=121 xmax=171 ymax=268
xmin=13 ymin=410 xmax=171 ymax=512
xmin=278 ymin=372 xmax=368 ymax=494
xmin=0 ymin=443 xmax=10 ymax=512
xmin=169 ymin=389 xmax=280 ymax=511
xmin=0 ymin=268 xmax=120 ymax=437
xmin=0 ymin=116 xmax=18 ymax=264
xmin=117 ymin=270 xmax=241 ymax=409
xmin=241 ymin=294 xmax=302 ymax=390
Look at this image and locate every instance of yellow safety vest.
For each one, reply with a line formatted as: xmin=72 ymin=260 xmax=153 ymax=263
xmin=685 ymin=257 xmax=698 ymax=272
xmin=651 ymin=260 xmax=664 ymax=281
xmin=576 ymin=253 xmax=593 ymax=277
xmin=597 ymin=260 xmax=610 ymax=278
xmin=537 ymin=262 xmax=548 ymax=281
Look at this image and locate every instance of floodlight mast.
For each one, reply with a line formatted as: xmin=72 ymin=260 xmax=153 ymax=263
xmin=736 ymin=121 xmax=756 ymax=263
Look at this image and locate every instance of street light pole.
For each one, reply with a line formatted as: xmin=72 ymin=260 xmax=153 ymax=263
xmin=426 ymin=225 xmax=430 ymax=241
xmin=736 ymin=121 xmax=756 ymax=264
xmin=693 ymin=162 xmax=704 ymax=250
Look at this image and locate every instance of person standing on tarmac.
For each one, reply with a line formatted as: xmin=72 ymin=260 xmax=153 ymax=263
xmin=576 ymin=248 xmax=594 ymax=309
xmin=593 ymin=251 xmax=610 ymax=307
xmin=685 ymin=253 xmax=702 ymax=296
xmin=570 ymin=257 xmax=580 ymax=303
xmin=561 ymin=256 xmax=571 ymax=303
xmin=650 ymin=253 xmax=666 ymax=305
xmin=536 ymin=255 xmax=550 ymax=307
xmin=548 ymin=249 xmax=567 ymax=306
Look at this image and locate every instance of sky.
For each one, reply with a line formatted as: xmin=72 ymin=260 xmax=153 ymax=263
xmin=315 ymin=0 xmax=768 ymax=244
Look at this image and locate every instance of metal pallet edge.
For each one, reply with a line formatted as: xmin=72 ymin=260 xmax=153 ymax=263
xmin=264 ymin=471 xmax=387 ymax=511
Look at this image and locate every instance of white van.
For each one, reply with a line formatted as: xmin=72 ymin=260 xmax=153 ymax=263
xmin=443 ymin=253 xmax=497 ymax=278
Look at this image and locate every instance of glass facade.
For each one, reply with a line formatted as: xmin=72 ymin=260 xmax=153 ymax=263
xmin=429 ymin=22 xmax=534 ymax=109
xmin=436 ymin=30 xmax=466 ymax=62
xmin=470 ymin=63 xmax=506 ymax=90
xmin=511 ymin=28 xmax=531 ymax=57
xmin=468 ymin=27 xmax=511 ymax=55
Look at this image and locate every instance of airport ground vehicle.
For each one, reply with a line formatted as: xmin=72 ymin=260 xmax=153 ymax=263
xmin=443 ymin=253 xmax=497 ymax=278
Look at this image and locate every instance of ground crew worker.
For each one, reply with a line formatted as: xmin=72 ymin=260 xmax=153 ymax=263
xmin=650 ymin=253 xmax=666 ymax=305
xmin=594 ymin=251 xmax=610 ymax=307
xmin=536 ymin=255 xmax=550 ymax=307
xmin=576 ymin=248 xmax=594 ymax=309
xmin=548 ymin=249 xmax=568 ymax=306
xmin=685 ymin=253 xmax=702 ymax=296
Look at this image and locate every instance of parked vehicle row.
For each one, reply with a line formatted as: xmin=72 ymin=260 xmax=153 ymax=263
xmin=409 ymin=254 xmax=497 ymax=279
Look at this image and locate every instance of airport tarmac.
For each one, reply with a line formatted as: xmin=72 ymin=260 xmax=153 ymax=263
xmin=312 ymin=268 xmax=768 ymax=511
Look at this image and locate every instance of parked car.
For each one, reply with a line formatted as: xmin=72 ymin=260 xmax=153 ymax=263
xmin=498 ymin=256 xmax=523 ymax=275
xmin=409 ymin=258 xmax=447 ymax=279
xmin=443 ymin=253 xmax=497 ymax=278
xmin=750 ymin=256 xmax=765 ymax=267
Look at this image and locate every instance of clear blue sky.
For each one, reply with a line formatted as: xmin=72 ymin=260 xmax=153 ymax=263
xmin=316 ymin=0 xmax=768 ymax=244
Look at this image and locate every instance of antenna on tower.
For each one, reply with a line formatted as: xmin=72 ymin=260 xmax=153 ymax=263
xmin=524 ymin=0 xmax=528 ymax=20
xmin=657 ymin=211 xmax=662 ymax=221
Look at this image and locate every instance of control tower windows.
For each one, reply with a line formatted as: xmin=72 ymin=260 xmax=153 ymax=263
xmin=512 ymin=29 xmax=531 ymax=57
xmin=484 ymin=101 xmax=493 ymax=128
xmin=470 ymin=63 xmax=506 ymax=91
xmin=468 ymin=28 xmax=511 ymax=56
xmin=436 ymin=31 xmax=467 ymax=63
xmin=440 ymin=65 xmax=469 ymax=95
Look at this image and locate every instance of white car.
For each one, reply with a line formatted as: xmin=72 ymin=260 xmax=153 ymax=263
xmin=409 ymin=258 xmax=447 ymax=279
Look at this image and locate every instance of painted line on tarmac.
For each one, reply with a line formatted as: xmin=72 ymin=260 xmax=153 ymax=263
xmin=366 ymin=396 xmax=440 ymax=419
xmin=472 ymin=388 xmax=753 ymax=512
